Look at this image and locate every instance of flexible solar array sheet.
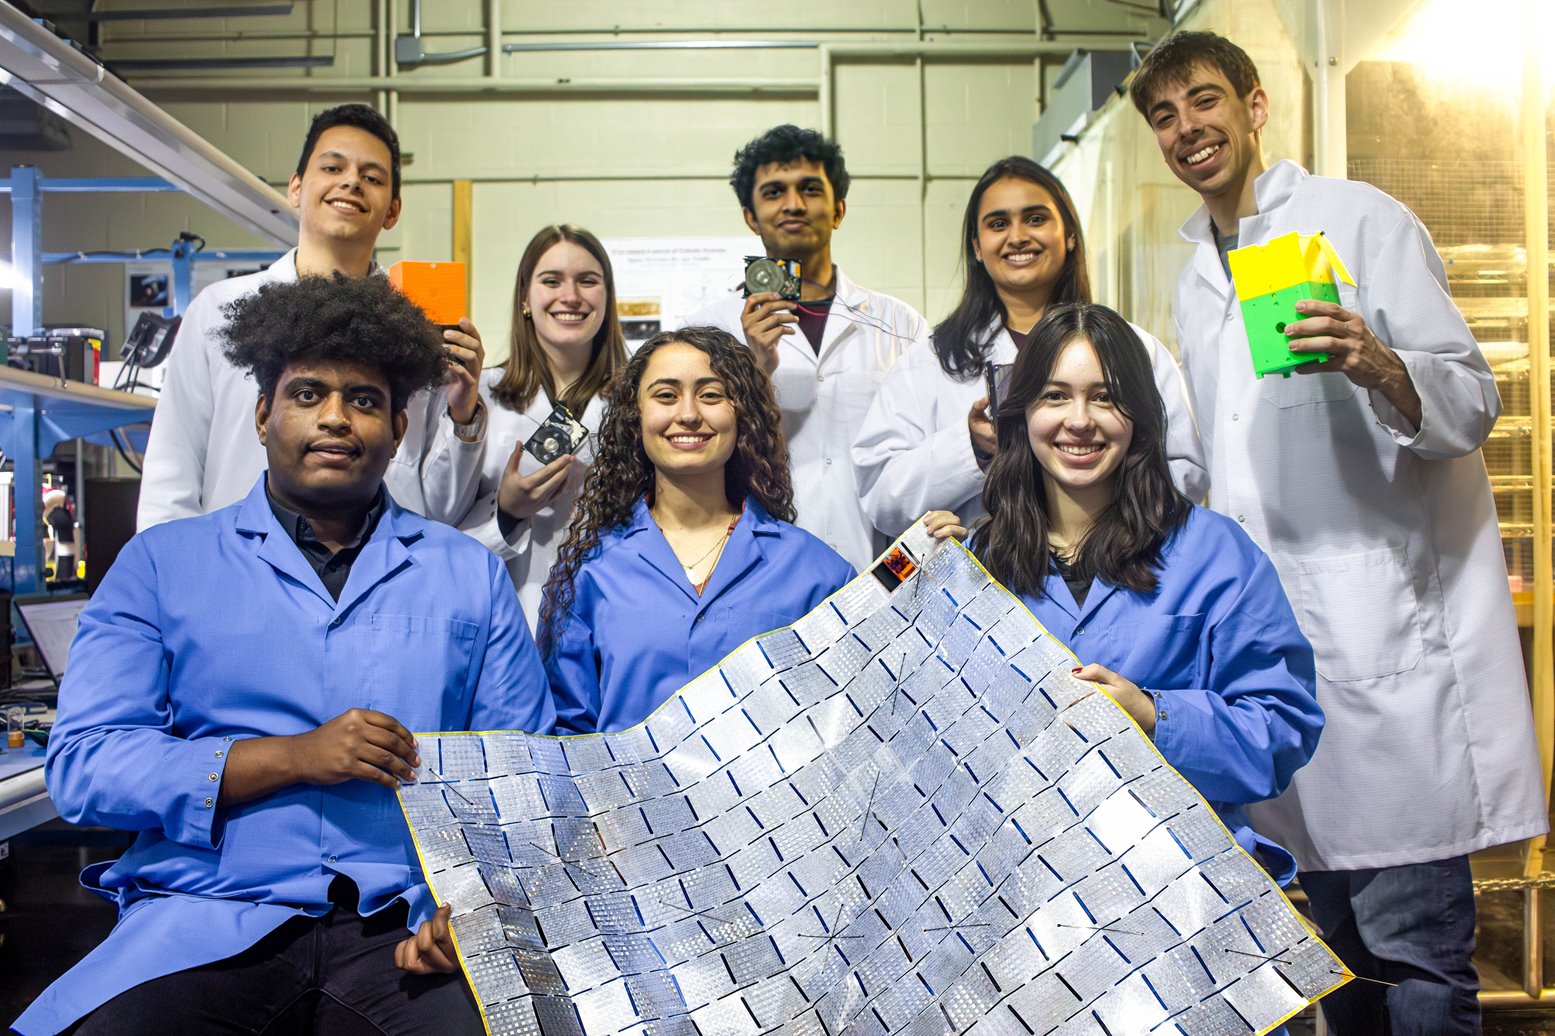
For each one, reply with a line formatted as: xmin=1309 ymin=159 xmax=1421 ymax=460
xmin=399 ymin=523 xmax=1346 ymax=1036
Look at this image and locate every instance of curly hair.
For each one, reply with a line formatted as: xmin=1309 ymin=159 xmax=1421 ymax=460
xmin=1129 ymin=31 xmax=1262 ymax=117
xmin=537 ymin=326 xmax=794 ymax=657
xmin=972 ymin=303 xmax=1190 ymax=598
xmin=492 ymin=225 xmax=628 ymax=416
xmin=933 ymin=156 xmax=1091 ymax=380
xmin=295 ymin=103 xmax=401 ymax=200
xmin=218 ymin=273 xmax=446 ymax=412
xmin=730 ymin=124 xmax=850 ymax=212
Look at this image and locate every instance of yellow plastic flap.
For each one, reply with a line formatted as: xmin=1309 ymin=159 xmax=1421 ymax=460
xmin=1227 ymin=230 xmax=1354 ymax=297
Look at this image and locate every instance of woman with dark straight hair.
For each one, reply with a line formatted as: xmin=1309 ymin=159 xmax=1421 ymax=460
xmin=456 ymin=224 xmax=629 ymax=629
xmin=853 ymin=156 xmax=1205 ymax=540
xmin=974 ymin=302 xmax=1322 ymax=891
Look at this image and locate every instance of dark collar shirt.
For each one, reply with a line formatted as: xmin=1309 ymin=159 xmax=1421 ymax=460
xmin=264 ymin=480 xmax=388 ymax=601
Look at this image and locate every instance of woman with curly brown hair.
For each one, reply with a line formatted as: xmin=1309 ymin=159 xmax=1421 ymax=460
xmin=538 ymin=326 xmax=855 ymax=734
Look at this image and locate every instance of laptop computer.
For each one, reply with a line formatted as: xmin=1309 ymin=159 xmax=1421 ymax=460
xmin=14 ymin=593 xmax=89 ymax=688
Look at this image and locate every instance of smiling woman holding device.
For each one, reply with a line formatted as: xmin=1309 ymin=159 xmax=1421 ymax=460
xmin=453 ymin=225 xmax=629 ymax=629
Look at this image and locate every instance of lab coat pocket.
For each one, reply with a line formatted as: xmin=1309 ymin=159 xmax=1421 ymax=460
xmin=1293 ymin=546 xmax=1423 ymax=682
xmin=1260 ymin=370 xmax=1356 ymax=408
xmin=361 ymin=613 xmax=481 ymax=725
xmin=707 ymin=609 xmax=795 ymax=662
xmin=1098 ymin=613 xmax=1205 ymax=692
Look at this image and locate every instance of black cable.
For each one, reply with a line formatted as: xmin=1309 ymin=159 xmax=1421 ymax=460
xmin=110 ymin=427 xmax=143 ymax=474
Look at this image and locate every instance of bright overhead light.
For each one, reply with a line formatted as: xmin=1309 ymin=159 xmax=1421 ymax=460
xmin=1378 ymin=0 xmax=1551 ymax=96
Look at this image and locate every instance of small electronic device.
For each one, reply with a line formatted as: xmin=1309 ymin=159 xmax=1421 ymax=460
xmin=742 ymin=256 xmax=802 ymax=300
xmin=524 ymin=403 xmax=589 ymax=465
xmin=122 ymin=311 xmax=181 ymax=369
xmin=7 ymin=330 xmax=102 ymax=383
xmin=870 ymin=540 xmax=923 ymax=592
xmin=983 ymin=361 xmax=1013 ymax=417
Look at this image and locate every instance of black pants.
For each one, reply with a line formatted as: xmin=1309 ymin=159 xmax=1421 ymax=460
xmin=70 ymin=882 xmax=483 ymax=1036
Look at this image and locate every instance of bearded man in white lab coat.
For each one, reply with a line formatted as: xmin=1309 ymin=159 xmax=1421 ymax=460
xmin=690 ymin=125 xmax=928 ymax=570
xmin=1131 ymin=30 xmax=1546 ymax=1035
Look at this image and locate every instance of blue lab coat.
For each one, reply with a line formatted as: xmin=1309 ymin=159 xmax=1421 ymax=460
xmin=1012 ymin=506 xmax=1322 ymax=885
xmin=15 ymin=477 xmax=553 ymax=1035
xmin=547 ymin=497 xmax=855 ymax=733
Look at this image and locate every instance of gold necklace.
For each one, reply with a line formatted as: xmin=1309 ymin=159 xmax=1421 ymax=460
xmin=653 ymin=509 xmax=740 ymax=586
xmin=680 ymin=524 xmax=734 ymax=577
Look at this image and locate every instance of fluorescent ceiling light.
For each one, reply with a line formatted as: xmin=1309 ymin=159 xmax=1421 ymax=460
xmin=0 ymin=6 xmax=297 ymax=245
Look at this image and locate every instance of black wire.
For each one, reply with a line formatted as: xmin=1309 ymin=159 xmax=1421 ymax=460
xmin=110 ymin=427 xmax=143 ymax=474
xmin=796 ymin=296 xmax=919 ymax=344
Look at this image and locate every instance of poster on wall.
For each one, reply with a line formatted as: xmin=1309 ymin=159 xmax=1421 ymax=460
xmin=602 ymin=237 xmax=753 ymax=346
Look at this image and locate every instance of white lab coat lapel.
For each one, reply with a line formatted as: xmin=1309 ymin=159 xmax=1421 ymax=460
xmin=815 ymin=269 xmax=866 ymax=367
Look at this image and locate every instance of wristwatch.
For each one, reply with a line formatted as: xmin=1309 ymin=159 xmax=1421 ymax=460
xmin=450 ymin=398 xmax=487 ymax=443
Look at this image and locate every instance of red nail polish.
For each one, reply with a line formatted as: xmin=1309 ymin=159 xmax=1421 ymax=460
xmin=1071 ymin=667 xmax=1082 ymax=674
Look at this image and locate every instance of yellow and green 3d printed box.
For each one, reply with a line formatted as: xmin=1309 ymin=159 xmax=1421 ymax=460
xmin=1227 ymin=231 xmax=1355 ymax=379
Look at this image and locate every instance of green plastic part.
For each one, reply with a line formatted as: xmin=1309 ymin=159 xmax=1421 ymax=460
xmin=1238 ymin=280 xmax=1339 ymax=378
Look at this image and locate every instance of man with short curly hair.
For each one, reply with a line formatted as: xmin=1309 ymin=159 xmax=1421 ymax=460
xmin=15 ymin=274 xmax=552 ymax=1036
xmin=138 ymin=103 xmax=489 ymax=532
xmin=690 ymin=124 xmax=928 ymax=570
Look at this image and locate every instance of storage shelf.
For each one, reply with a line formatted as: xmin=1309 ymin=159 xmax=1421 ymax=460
xmin=0 ymin=370 xmax=154 ymax=594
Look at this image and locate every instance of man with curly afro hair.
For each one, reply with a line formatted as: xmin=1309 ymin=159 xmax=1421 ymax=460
xmin=137 ymin=102 xmax=490 ymax=533
xmin=17 ymin=274 xmax=552 ymax=1036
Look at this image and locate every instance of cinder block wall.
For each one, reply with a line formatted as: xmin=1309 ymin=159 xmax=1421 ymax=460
xmin=1 ymin=0 xmax=1168 ymax=362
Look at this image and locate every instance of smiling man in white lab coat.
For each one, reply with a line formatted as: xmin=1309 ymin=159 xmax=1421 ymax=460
xmin=690 ymin=125 xmax=927 ymax=570
xmin=1132 ymin=31 xmax=1546 ymax=1035
xmin=138 ymin=103 xmax=487 ymax=532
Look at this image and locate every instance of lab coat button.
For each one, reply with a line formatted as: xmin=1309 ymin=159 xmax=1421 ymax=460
xmin=694 ymin=614 xmax=705 ymax=624
xmin=816 ymin=374 xmax=825 ymax=382
xmin=825 ymin=458 xmax=833 ymax=466
xmin=327 ymin=855 xmax=338 ymax=864
xmin=203 ymin=797 xmax=214 ymax=808
xmin=208 ymin=772 xmax=218 ymax=781
xmin=1237 ymin=514 xmax=1246 ymax=523
xmin=1231 ymin=413 xmax=1239 ymax=421
xmin=1075 ymin=627 xmax=1085 ymax=636
xmin=214 ymin=750 xmax=223 ymax=758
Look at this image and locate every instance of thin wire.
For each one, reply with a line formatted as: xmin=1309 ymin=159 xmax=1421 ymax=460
xmin=794 ymin=297 xmax=918 ymax=345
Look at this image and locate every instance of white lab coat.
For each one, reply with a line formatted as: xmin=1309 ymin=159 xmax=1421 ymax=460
xmin=690 ymin=268 xmax=928 ymax=569
xmin=137 ymin=250 xmax=482 ymax=531
xmin=1174 ymin=160 xmax=1546 ymax=871
xmin=454 ymin=369 xmax=601 ymax=633
xmin=852 ymin=320 xmax=1208 ymax=536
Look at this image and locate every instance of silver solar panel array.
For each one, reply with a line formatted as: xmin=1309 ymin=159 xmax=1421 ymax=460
xmin=400 ymin=524 xmax=1345 ymax=1036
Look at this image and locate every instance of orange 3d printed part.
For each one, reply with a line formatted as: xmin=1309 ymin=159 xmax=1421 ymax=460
xmin=388 ymin=261 xmax=467 ymax=327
